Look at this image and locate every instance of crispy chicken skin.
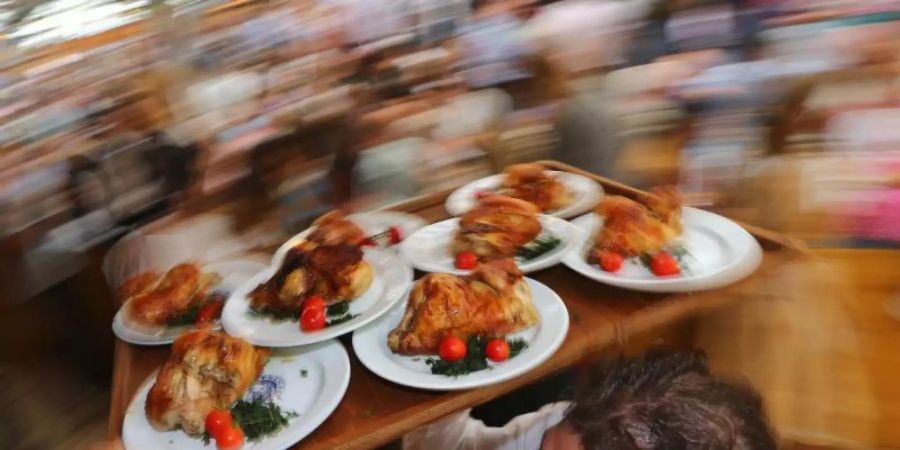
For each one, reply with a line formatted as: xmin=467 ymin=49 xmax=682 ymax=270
xmin=116 ymin=271 xmax=160 ymax=303
xmin=452 ymin=195 xmax=542 ymax=260
xmin=388 ymin=259 xmax=539 ymax=355
xmin=499 ymin=163 xmax=573 ymax=212
xmin=249 ymin=211 xmax=373 ymax=315
xmin=145 ymin=330 xmax=269 ymax=435
xmin=307 ymin=210 xmax=366 ymax=247
xmin=122 ymin=264 xmax=219 ymax=327
xmin=589 ymin=187 xmax=682 ymax=260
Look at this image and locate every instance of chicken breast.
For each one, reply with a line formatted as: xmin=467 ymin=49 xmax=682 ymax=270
xmin=499 ymin=163 xmax=572 ymax=212
xmin=452 ymin=195 xmax=542 ymax=260
xmin=145 ymin=329 xmax=270 ymax=435
xmin=388 ymin=259 xmax=538 ymax=355
xmin=590 ymin=187 xmax=682 ymax=259
xmin=124 ymin=264 xmax=219 ymax=327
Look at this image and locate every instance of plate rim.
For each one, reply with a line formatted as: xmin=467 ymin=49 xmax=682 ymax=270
xmin=122 ymin=339 xmax=351 ymax=450
xmin=444 ymin=171 xmax=604 ymax=219
xmin=561 ymin=207 xmax=763 ymax=292
xmin=221 ymin=247 xmax=414 ymax=347
xmin=351 ymin=277 xmax=569 ymax=391
xmin=398 ymin=215 xmax=579 ymax=275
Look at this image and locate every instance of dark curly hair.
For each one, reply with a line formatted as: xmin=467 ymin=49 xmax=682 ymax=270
xmin=566 ymin=351 xmax=777 ymax=450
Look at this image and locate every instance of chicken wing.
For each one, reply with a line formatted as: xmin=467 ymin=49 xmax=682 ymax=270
xmin=590 ymin=187 xmax=682 ymax=260
xmin=123 ymin=264 xmax=219 ymax=327
xmin=499 ymin=163 xmax=572 ymax=212
xmin=388 ymin=259 xmax=539 ymax=355
xmin=145 ymin=329 xmax=270 ymax=435
xmin=452 ymin=195 xmax=542 ymax=260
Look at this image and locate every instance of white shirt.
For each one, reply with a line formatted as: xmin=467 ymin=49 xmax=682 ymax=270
xmin=403 ymin=402 xmax=570 ymax=450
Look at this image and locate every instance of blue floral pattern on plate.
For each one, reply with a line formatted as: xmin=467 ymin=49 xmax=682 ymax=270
xmin=243 ymin=374 xmax=285 ymax=402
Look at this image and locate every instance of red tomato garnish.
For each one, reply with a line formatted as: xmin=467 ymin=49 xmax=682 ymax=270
xmin=359 ymin=237 xmax=376 ymax=247
xmin=599 ymin=252 xmax=623 ymax=272
xmin=300 ymin=306 xmax=326 ymax=331
xmin=650 ymin=251 xmax=681 ymax=276
xmin=205 ymin=410 xmax=232 ymax=439
xmin=216 ymin=425 xmax=244 ymax=450
xmin=485 ymin=338 xmax=510 ymax=362
xmin=303 ymin=295 xmax=326 ymax=313
xmin=388 ymin=226 xmax=402 ymax=245
xmin=454 ymin=251 xmax=478 ymax=270
xmin=196 ymin=299 xmax=224 ymax=326
xmin=438 ymin=336 xmax=467 ymax=362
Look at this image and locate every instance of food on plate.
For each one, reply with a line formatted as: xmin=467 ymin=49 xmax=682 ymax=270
xmin=648 ymin=251 xmax=681 ymax=276
xmin=451 ymin=195 xmax=542 ymax=261
xmin=589 ymin=187 xmax=682 ymax=261
xmin=485 ymin=338 xmax=510 ymax=362
xmin=388 ymin=258 xmax=538 ymax=355
xmin=425 ymin=335 xmax=530 ymax=376
xmin=250 ymin=211 xmax=373 ymax=318
xmin=498 ymin=163 xmax=573 ymax=212
xmin=120 ymin=264 xmax=221 ymax=328
xmin=145 ymin=329 xmax=270 ymax=436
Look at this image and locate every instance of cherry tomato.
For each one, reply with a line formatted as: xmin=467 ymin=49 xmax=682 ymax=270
xmin=485 ymin=338 xmax=510 ymax=362
xmin=300 ymin=306 xmax=326 ymax=331
xmin=388 ymin=226 xmax=402 ymax=245
xmin=438 ymin=336 xmax=467 ymax=362
xmin=359 ymin=237 xmax=377 ymax=247
xmin=204 ymin=410 xmax=232 ymax=439
xmin=454 ymin=251 xmax=478 ymax=270
xmin=195 ymin=300 xmax=224 ymax=326
xmin=599 ymin=252 xmax=623 ymax=272
xmin=303 ymin=295 xmax=327 ymax=313
xmin=650 ymin=251 xmax=681 ymax=276
xmin=216 ymin=425 xmax=244 ymax=450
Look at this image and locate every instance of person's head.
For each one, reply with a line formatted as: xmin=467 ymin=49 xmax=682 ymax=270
xmin=543 ymin=350 xmax=777 ymax=450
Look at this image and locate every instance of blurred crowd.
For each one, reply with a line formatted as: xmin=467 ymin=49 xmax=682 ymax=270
xmin=2 ymin=0 xmax=900 ymax=301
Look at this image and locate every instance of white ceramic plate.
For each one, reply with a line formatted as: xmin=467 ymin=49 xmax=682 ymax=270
xmin=222 ymin=248 xmax=413 ymax=347
xmin=273 ymin=211 xmax=428 ymax=265
xmin=122 ymin=340 xmax=350 ymax=450
xmin=113 ymin=260 xmax=269 ymax=345
xmin=399 ymin=216 xmax=578 ymax=275
xmin=352 ymin=278 xmax=569 ymax=390
xmin=562 ymin=208 xmax=763 ymax=292
xmin=444 ymin=171 xmax=603 ymax=218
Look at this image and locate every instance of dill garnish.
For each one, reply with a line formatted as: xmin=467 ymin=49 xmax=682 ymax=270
xmin=230 ymin=397 xmax=298 ymax=441
xmin=516 ymin=235 xmax=562 ymax=261
xmin=424 ymin=336 xmax=530 ymax=377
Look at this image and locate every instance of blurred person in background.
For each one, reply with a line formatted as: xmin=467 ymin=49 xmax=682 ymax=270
xmin=405 ymin=350 xmax=777 ymax=450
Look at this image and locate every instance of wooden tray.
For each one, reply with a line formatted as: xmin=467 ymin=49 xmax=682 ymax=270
xmin=108 ymin=161 xmax=805 ymax=449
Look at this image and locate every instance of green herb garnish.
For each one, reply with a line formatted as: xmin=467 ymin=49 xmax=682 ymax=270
xmin=230 ymin=397 xmax=298 ymax=442
xmin=167 ymin=302 xmax=203 ymax=326
xmin=508 ymin=338 xmax=529 ymax=358
xmin=325 ymin=301 xmax=358 ymax=326
xmin=247 ymin=308 xmax=298 ymax=322
xmin=516 ymin=235 xmax=562 ymax=261
xmin=424 ymin=336 xmax=529 ymax=377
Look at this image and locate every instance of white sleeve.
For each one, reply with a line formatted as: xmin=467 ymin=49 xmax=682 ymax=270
xmin=403 ymin=402 xmax=571 ymax=450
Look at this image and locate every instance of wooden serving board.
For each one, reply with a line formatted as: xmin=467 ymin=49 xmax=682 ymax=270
xmin=108 ymin=161 xmax=805 ymax=449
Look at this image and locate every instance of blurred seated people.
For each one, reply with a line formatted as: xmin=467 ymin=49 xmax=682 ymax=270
xmin=452 ymin=0 xmax=534 ymax=90
xmin=404 ymin=350 xmax=777 ymax=450
xmin=525 ymin=0 xmax=650 ymax=178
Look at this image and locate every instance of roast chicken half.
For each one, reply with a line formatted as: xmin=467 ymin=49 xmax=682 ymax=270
xmin=589 ymin=186 xmax=682 ymax=260
xmin=388 ymin=259 xmax=539 ymax=355
xmin=145 ymin=329 xmax=270 ymax=435
xmin=452 ymin=195 xmax=542 ymax=261
xmin=499 ymin=163 xmax=572 ymax=212
xmin=120 ymin=263 xmax=219 ymax=328
xmin=250 ymin=211 xmax=373 ymax=315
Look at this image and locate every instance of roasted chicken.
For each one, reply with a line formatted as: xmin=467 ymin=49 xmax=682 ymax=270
xmin=452 ymin=195 xmax=542 ymax=260
xmin=145 ymin=329 xmax=269 ymax=435
xmin=120 ymin=264 xmax=219 ymax=328
xmin=388 ymin=259 xmax=539 ymax=355
xmin=589 ymin=187 xmax=682 ymax=261
xmin=249 ymin=211 xmax=373 ymax=315
xmin=499 ymin=163 xmax=572 ymax=212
